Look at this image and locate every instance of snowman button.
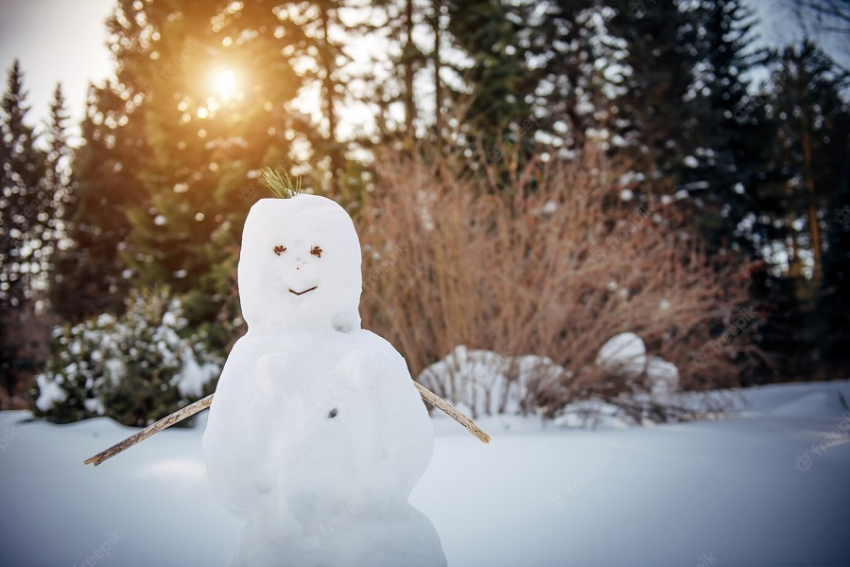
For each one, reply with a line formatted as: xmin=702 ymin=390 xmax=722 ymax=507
xmin=328 ymin=408 xmax=339 ymax=419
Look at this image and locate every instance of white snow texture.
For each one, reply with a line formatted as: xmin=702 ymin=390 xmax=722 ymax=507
xmin=203 ymin=195 xmax=445 ymax=566
xmin=596 ymin=332 xmax=680 ymax=397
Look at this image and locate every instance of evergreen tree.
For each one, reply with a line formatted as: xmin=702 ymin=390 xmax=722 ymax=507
xmin=768 ymin=41 xmax=850 ymax=376
xmin=366 ymin=0 xmax=462 ymax=154
xmin=681 ymin=0 xmax=772 ymax=255
xmin=445 ymin=0 xmax=538 ymax=151
xmin=767 ymin=41 xmax=849 ymax=286
xmin=41 ymin=84 xmax=73 ymax=302
xmin=533 ymin=1 xmax=630 ymax=154
xmin=52 ymin=85 xmax=142 ymax=322
xmin=817 ymin=139 xmax=850 ymax=377
xmin=228 ymin=0 xmax=360 ymax=195
xmin=108 ymin=0 xmax=323 ymax=351
xmin=607 ymin=0 xmax=700 ymax=176
xmin=0 ymin=60 xmax=47 ymax=401
xmin=0 ymin=60 xmax=45 ymax=307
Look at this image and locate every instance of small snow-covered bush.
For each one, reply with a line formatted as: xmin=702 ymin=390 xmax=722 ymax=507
xmin=32 ymin=288 xmax=221 ymax=426
xmin=419 ymin=338 xmax=689 ymax=424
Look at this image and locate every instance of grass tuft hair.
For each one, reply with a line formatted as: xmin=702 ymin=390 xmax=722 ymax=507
xmin=261 ymin=167 xmax=301 ymax=199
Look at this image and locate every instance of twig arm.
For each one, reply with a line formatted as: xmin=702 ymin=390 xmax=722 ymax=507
xmin=83 ymin=394 xmax=214 ymax=466
xmin=414 ymin=382 xmax=491 ymax=444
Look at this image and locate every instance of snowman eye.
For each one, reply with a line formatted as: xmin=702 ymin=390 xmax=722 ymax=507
xmin=311 ymin=246 xmax=323 ymax=258
xmin=327 ymin=408 xmax=338 ymax=419
xmin=273 ymin=245 xmax=287 ymax=256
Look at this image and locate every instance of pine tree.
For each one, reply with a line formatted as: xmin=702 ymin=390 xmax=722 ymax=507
xmin=52 ymin=85 xmax=142 ymax=322
xmin=107 ymin=0 xmax=320 ymax=351
xmin=607 ymin=0 xmax=700 ymax=176
xmin=364 ymin=0 xmax=461 ymax=155
xmin=228 ymin=0 xmax=359 ymax=195
xmin=680 ymin=0 xmax=771 ymax=255
xmin=768 ymin=41 xmax=849 ymax=287
xmin=445 ymin=0 xmax=537 ymax=150
xmin=41 ymin=84 xmax=72 ymax=300
xmin=0 ymin=60 xmax=45 ymax=306
xmin=533 ymin=1 xmax=631 ymax=155
xmin=0 ymin=60 xmax=47 ymax=402
xmin=817 ymin=139 xmax=850 ymax=377
xmin=768 ymin=41 xmax=850 ymax=377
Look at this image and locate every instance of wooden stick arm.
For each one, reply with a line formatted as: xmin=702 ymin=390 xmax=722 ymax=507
xmin=414 ymin=382 xmax=491 ymax=444
xmin=84 ymin=394 xmax=214 ymax=467
xmin=84 ymin=383 xmax=489 ymax=467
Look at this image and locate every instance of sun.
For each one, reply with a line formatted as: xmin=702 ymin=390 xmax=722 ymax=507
xmin=212 ymin=69 xmax=238 ymax=101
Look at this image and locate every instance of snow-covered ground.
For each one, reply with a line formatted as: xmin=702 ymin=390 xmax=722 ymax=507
xmin=1 ymin=380 xmax=849 ymax=567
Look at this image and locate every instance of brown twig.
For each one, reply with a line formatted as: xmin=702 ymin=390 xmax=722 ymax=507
xmin=84 ymin=383 xmax=490 ymax=467
xmin=414 ymin=382 xmax=491 ymax=444
xmin=83 ymin=394 xmax=214 ymax=466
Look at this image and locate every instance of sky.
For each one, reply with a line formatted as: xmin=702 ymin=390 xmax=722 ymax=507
xmin=0 ymin=0 xmax=846 ymax=142
xmin=0 ymin=0 xmax=115 ymax=138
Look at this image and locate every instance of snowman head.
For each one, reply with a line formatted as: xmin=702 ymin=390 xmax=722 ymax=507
xmin=238 ymin=195 xmax=362 ymax=334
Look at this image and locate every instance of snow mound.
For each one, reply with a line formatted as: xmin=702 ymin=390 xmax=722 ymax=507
xmin=596 ymin=332 xmax=647 ymax=378
xmin=418 ymin=346 xmax=564 ymax=417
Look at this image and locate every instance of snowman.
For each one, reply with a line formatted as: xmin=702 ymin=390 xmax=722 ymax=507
xmin=202 ymin=188 xmax=448 ymax=566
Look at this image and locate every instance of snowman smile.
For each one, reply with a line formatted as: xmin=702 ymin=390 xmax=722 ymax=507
xmin=289 ymin=286 xmax=318 ymax=296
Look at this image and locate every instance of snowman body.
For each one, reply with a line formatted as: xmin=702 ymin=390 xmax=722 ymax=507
xmin=203 ymin=195 xmax=445 ymax=566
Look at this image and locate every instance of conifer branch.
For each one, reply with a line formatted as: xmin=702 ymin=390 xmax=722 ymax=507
xmin=261 ymin=167 xmax=301 ymax=199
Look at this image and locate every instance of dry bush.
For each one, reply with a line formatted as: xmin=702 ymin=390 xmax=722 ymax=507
xmin=356 ymin=147 xmax=762 ymax=417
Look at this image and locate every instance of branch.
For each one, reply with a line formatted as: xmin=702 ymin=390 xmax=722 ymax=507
xmin=83 ymin=394 xmax=214 ymax=466
xmin=414 ymin=382 xmax=492 ymax=444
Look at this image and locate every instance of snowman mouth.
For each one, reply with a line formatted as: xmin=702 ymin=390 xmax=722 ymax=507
xmin=289 ymin=286 xmax=318 ymax=296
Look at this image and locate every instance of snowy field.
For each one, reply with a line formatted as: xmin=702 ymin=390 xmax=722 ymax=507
xmin=1 ymin=380 xmax=849 ymax=567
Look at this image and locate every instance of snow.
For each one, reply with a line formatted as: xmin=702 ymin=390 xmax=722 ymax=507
xmin=206 ymin=194 xmax=441 ymax=565
xmin=418 ymin=346 xmax=562 ymax=417
xmin=421 ymin=336 xmax=681 ymax=420
xmin=595 ymin=332 xmax=647 ymax=378
xmin=34 ymin=374 xmax=67 ymax=411
xmin=237 ymin=196 xmax=362 ymax=335
xmin=173 ymin=355 xmax=218 ymax=398
xmin=1 ymin=380 xmax=849 ymax=566
xmin=645 ymin=356 xmax=680 ymax=398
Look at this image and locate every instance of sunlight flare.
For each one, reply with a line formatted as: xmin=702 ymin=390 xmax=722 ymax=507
xmin=212 ymin=68 xmax=237 ymax=101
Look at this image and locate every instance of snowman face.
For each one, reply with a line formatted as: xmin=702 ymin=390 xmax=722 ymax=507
xmin=238 ymin=196 xmax=362 ymax=334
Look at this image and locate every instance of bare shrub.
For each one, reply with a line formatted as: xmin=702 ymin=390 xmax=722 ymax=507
xmin=356 ymin=147 xmax=762 ymax=417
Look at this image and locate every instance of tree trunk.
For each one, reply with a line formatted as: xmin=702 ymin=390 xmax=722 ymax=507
xmin=800 ymin=107 xmax=822 ymax=286
xmin=319 ymin=5 xmax=341 ymax=189
xmin=433 ymin=0 xmax=443 ymax=152
xmin=403 ymin=0 xmax=416 ymax=143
